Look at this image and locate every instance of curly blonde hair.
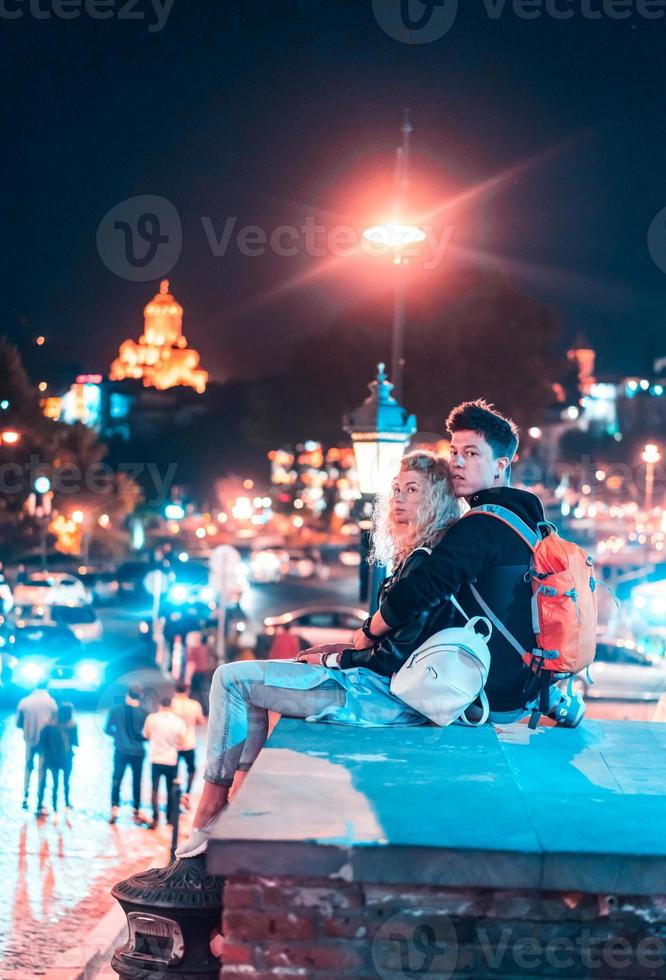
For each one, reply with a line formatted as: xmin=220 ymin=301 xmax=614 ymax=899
xmin=370 ymin=450 xmax=463 ymax=569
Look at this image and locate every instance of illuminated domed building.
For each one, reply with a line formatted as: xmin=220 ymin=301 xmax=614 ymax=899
xmin=110 ymin=280 xmax=208 ymax=393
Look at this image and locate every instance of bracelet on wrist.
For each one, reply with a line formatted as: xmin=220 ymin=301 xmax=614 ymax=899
xmin=361 ymin=616 xmax=381 ymax=642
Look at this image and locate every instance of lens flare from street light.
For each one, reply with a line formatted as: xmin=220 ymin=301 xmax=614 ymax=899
xmin=2 ymin=430 xmax=20 ymax=444
xmin=643 ymin=444 xmax=661 ymax=465
xmin=362 ymin=223 xmax=427 ymax=251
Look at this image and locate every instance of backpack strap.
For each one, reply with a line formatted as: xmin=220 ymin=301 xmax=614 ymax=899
xmin=468 ymin=583 xmax=527 ymax=659
xmin=458 ymin=689 xmax=490 ymax=727
xmin=463 ymin=504 xmax=540 ymax=551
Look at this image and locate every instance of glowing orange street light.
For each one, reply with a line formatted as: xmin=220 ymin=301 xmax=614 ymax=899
xmin=362 ymin=222 xmax=426 ymax=254
xmin=642 ymin=443 xmax=661 ymax=512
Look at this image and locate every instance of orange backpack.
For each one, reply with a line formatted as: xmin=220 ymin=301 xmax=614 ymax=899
xmin=463 ymin=505 xmax=598 ymax=719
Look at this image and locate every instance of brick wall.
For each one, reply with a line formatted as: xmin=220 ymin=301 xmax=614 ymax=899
xmin=219 ymin=876 xmax=666 ymax=979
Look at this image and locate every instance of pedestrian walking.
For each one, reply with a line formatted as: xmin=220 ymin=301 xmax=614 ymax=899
xmin=36 ymin=702 xmax=77 ymax=819
xmin=171 ymin=681 xmax=206 ymax=809
xmin=16 ymin=681 xmax=57 ymax=810
xmin=186 ymin=631 xmax=216 ymax=715
xmin=143 ymin=694 xmax=186 ymax=829
xmin=104 ymin=686 xmax=149 ymax=825
xmin=56 ymin=702 xmax=78 ymax=809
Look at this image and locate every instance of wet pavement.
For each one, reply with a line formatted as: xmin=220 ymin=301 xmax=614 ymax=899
xmin=0 ymin=705 xmax=192 ymax=977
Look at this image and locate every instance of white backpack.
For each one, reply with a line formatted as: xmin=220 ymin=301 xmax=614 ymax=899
xmin=389 ymin=594 xmax=493 ymax=727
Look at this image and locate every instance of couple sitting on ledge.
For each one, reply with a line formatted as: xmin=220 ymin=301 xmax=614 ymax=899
xmin=177 ymin=399 xmax=584 ymax=858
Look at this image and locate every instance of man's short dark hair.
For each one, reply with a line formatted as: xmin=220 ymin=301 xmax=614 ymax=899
xmin=175 ymin=681 xmax=188 ymax=695
xmin=128 ymin=686 xmax=142 ymax=701
xmin=160 ymin=695 xmax=173 ymax=708
xmin=446 ymin=399 xmax=519 ymax=460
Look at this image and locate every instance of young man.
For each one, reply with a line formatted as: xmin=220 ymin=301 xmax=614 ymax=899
xmin=16 ymin=681 xmax=57 ymax=811
xmin=171 ymin=681 xmax=206 ymax=808
xmin=349 ymin=399 xmax=584 ymax=726
xmin=104 ymin=686 xmax=149 ymax=825
xmin=143 ymin=694 xmax=186 ymax=829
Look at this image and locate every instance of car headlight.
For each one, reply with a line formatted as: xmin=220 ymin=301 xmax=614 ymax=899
xmin=170 ymin=584 xmax=188 ymax=604
xmin=15 ymin=659 xmax=49 ymax=685
xmin=76 ymin=661 xmax=102 ymax=684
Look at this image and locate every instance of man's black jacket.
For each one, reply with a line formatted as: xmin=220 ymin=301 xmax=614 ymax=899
xmin=339 ymin=486 xmax=546 ymax=712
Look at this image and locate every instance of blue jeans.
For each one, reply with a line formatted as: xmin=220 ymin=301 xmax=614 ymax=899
xmin=204 ymin=660 xmax=347 ymax=785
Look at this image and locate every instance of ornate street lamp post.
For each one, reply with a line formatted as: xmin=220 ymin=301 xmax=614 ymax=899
xmin=362 ymin=111 xmax=425 ymax=403
xmin=343 ymin=363 xmax=417 ymax=612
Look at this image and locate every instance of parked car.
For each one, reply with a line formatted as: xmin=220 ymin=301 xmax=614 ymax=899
xmin=565 ymin=638 xmax=666 ymax=701
xmin=13 ymin=572 xmax=90 ymax=608
xmin=246 ymin=549 xmax=289 ymax=584
xmin=77 ymin=568 xmax=120 ymax=604
xmin=116 ymin=561 xmax=165 ymax=602
xmin=263 ymin=605 xmax=367 ymax=647
xmin=285 ymin=548 xmax=329 ymax=580
xmin=48 ymin=604 xmax=103 ymax=644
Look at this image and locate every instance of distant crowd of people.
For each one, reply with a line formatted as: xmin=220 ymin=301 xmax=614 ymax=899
xmin=17 ymin=680 xmax=206 ymax=825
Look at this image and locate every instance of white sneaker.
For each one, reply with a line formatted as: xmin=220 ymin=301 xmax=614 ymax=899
xmin=175 ymin=826 xmax=212 ymax=859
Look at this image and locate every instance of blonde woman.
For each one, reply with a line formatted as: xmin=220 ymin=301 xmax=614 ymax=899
xmin=177 ymin=451 xmax=462 ymax=858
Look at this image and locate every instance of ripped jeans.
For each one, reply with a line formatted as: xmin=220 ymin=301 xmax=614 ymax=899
xmin=204 ymin=659 xmax=347 ymax=785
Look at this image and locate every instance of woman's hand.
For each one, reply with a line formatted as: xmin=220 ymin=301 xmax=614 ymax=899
xmin=353 ymin=629 xmax=375 ymax=650
xmin=297 ymin=651 xmax=327 ymax=665
xmin=297 ymin=643 xmax=345 ymax=666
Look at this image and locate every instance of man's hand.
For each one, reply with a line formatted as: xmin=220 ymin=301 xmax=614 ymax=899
xmin=353 ymin=629 xmax=374 ymax=650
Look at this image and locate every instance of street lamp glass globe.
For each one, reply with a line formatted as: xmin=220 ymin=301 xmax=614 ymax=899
xmin=362 ymin=223 xmax=426 ymax=251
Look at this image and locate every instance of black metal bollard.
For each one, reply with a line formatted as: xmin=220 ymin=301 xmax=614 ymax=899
xmin=111 ymin=855 xmax=225 ymax=979
xmin=169 ymin=779 xmax=181 ymax=864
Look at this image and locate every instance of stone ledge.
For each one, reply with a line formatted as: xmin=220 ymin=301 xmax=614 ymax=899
xmin=207 ymin=718 xmax=666 ymax=896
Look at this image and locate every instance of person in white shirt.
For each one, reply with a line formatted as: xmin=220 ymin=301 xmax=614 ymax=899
xmin=16 ymin=682 xmax=57 ymax=810
xmin=143 ymin=695 xmax=186 ymax=829
xmin=171 ymin=682 xmax=206 ymax=809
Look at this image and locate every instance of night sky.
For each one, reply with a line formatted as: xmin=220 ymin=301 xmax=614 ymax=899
xmin=3 ymin=0 xmax=666 ymax=385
